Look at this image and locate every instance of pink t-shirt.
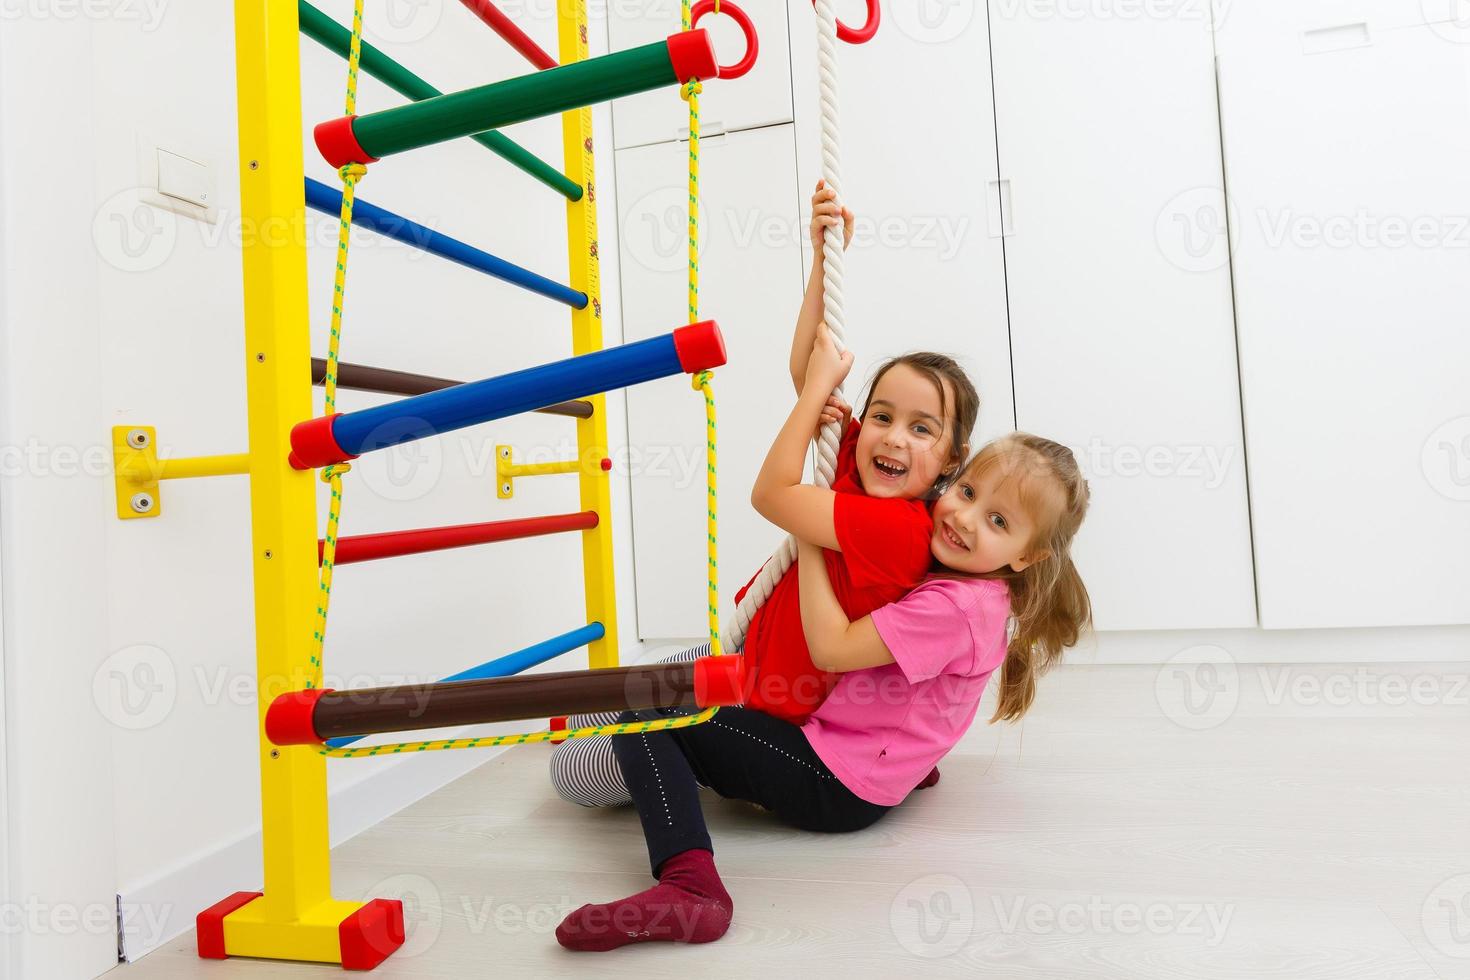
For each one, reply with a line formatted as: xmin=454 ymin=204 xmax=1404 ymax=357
xmin=800 ymin=577 xmax=1011 ymax=806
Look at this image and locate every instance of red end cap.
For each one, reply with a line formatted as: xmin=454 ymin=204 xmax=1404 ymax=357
xmin=314 ymin=115 xmax=379 ymax=169
xmin=289 ymin=413 xmax=354 ymax=470
xmin=673 ymin=320 xmax=727 ymax=373
xmin=340 ymin=898 xmax=405 ymax=970
xmin=695 ymin=655 xmax=746 ymax=708
xmin=197 ymin=891 xmax=263 ymax=959
xmin=265 ymin=688 xmax=332 ymax=746
xmin=600 ymin=457 xmax=612 ymax=471
xmin=667 ymin=29 xmax=719 ymax=83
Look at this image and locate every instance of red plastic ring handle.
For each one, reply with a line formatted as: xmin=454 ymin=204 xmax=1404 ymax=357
xmin=811 ymin=0 xmax=880 ymax=44
xmin=690 ymin=0 xmax=759 ymax=80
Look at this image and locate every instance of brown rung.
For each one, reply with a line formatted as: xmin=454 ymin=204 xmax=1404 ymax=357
xmin=310 ymin=358 xmax=594 ymax=419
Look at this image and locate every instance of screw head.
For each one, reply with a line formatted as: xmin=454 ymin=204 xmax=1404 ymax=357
xmin=255 ymin=353 xmax=266 ymax=363
xmin=499 ymin=447 xmax=510 ymax=459
xmin=269 ymin=749 xmax=280 ymax=759
xmin=249 ymin=160 xmax=260 ymax=170
xmin=263 ymin=550 xmax=273 ymax=560
xmin=130 ymin=492 xmax=154 ymax=514
xmin=126 ymin=428 xmax=150 ymax=449
xmin=501 ymin=483 xmax=512 ymax=495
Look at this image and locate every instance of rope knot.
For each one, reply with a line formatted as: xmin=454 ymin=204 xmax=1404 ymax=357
xmin=690 ymin=369 xmax=713 ymax=392
xmin=321 ymin=462 xmax=352 ymax=483
xmin=338 ymin=162 xmax=367 ymax=183
xmin=680 ymin=78 xmax=703 ymax=101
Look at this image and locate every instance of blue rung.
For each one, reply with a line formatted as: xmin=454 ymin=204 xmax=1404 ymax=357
xmin=324 ymin=622 xmax=606 ymax=748
xmin=303 ymin=177 xmax=587 ymax=309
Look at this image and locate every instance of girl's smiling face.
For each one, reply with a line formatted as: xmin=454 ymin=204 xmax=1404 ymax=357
xmin=855 ymin=364 xmax=957 ymax=499
xmin=930 ymin=449 xmax=1057 ymax=574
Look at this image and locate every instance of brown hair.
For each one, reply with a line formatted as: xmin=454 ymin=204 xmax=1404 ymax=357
xmin=945 ymin=433 xmax=1092 ymax=723
xmin=857 ymin=352 xmax=980 ymax=496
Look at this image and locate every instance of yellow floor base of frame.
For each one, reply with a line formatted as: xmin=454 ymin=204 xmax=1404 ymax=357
xmin=197 ymin=891 xmax=405 ymax=970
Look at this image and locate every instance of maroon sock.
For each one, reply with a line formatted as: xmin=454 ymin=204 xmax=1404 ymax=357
xmin=916 ymin=766 xmax=941 ymax=790
xmin=555 ymin=849 xmax=733 ymax=952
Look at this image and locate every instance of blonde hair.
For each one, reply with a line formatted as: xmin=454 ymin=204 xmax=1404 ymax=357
xmin=943 ymin=433 xmax=1092 ymax=723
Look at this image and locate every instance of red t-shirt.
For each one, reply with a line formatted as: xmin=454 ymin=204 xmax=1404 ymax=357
xmin=734 ymin=420 xmax=934 ymax=723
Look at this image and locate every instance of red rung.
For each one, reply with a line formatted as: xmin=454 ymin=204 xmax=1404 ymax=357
xmin=321 ymin=511 xmax=598 ymax=566
xmin=458 ymin=0 xmax=558 ymax=71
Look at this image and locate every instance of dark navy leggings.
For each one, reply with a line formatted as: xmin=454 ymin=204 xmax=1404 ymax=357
xmin=611 ymin=705 xmax=892 ymax=877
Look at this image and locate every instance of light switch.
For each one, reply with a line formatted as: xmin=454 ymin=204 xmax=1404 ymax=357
xmin=156 ymin=148 xmax=211 ymax=208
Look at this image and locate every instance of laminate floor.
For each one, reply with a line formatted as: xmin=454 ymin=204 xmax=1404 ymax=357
xmin=114 ymin=662 xmax=1470 ymax=979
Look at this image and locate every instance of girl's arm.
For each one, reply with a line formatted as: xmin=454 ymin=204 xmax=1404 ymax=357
xmin=752 ymin=325 xmax=852 ymax=550
xmin=789 ymin=181 xmax=853 ymax=394
xmin=797 ymin=540 xmax=896 ymax=673
xmin=788 ymin=264 xmax=825 ymax=394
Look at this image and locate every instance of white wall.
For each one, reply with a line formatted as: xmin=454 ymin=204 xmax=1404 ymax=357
xmin=988 ymin=0 xmax=1256 ymax=631
xmin=1 ymin=1 xmax=644 ymax=973
xmin=0 ymin=13 xmax=119 ymax=980
xmin=1216 ymin=2 xmax=1470 ymax=628
xmin=789 ymin=1 xmax=1016 ymax=449
xmin=619 ymin=0 xmax=1470 ymax=657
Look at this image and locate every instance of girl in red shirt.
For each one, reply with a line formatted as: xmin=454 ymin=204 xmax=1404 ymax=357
xmin=548 ymin=183 xmax=980 ymax=801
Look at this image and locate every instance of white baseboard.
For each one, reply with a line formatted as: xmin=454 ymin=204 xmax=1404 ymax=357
xmin=652 ymin=624 xmax=1470 ymax=667
xmin=115 ymin=743 xmax=505 ymax=963
xmin=1068 ymin=623 xmax=1470 ymax=665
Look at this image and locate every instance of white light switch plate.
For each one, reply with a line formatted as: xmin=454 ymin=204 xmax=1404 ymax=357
xmin=134 ymin=131 xmax=219 ymax=224
xmin=156 ymin=148 xmax=211 ymax=207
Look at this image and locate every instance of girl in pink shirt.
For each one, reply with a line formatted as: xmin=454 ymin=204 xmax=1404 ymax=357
xmin=554 ymin=402 xmax=1094 ymax=952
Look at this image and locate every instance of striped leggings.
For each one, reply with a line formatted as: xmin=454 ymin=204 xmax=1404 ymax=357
xmin=548 ymin=643 xmax=715 ymax=807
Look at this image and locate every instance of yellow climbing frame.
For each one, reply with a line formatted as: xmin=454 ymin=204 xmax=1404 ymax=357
xmin=222 ymin=0 xmax=627 ymax=964
xmin=229 ymin=0 xmax=348 ymax=963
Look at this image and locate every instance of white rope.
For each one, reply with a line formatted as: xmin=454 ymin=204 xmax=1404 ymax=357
xmin=721 ymin=0 xmax=848 ymax=654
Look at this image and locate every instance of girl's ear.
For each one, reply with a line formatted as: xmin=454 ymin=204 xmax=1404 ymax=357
xmin=1010 ymin=549 xmax=1052 ymax=573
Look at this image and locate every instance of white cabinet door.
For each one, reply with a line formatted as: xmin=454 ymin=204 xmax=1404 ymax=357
xmin=1216 ymin=5 xmax=1470 ymax=627
xmin=607 ymin=0 xmax=793 ymax=149
xmin=616 ymin=125 xmax=806 ymax=638
xmin=989 ymin=3 xmax=1257 ymax=630
xmin=787 ymin=0 xmax=1014 ymax=448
